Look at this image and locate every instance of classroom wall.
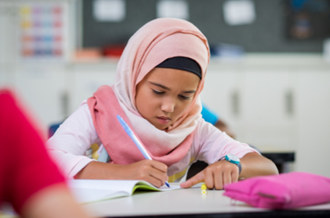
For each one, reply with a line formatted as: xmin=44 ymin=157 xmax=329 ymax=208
xmin=82 ymin=0 xmax=330 ymax=52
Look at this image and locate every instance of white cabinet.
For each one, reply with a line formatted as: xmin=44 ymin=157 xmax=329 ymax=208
xmin=239 ymin=69 xmax=298 ymax=151
xmin=201 ymin=63 xmax=240 ymax=125
xmin=13 ymin=64 xmax=68 ymax=134
xmin=203 ymin=61 xmax=298 ymax=152
xmin=68 ymin=62 xmax=117 ymax=114
xmin=296 ymin=70 xmax=330 ymax=177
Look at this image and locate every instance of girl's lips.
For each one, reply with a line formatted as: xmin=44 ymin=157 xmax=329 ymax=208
xmin=157 ymin=116 xmax=170 ymax=125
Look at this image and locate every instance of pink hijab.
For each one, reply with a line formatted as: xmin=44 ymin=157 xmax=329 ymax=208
xmin=88 ymin=18 xmax=209 ymax=169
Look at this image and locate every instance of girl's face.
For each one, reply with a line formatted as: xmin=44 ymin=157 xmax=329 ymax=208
xmin=135 ymin=67 xmax=200 ymax=130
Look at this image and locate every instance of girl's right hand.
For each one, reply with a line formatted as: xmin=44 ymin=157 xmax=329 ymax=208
xmin=118 ymin=160 xmax=169 ymax=188
xmin=75 ymin=160 xmax=168 ymax=188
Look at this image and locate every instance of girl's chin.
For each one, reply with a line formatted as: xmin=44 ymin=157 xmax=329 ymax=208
xmin=156 ymin=125 xmax=169 ymax=131
xmin=153 ymin=122 xmax=170 ymax=131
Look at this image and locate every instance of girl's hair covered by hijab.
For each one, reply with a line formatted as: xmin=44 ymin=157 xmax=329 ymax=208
xmin=88 ymin=18 xmax=210 ymax=168
xmin=156 ymin=56 xmax=202 ymax=79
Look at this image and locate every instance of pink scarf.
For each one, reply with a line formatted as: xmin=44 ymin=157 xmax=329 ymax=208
xmin=87 ymin=18 xmax=209 ymax=171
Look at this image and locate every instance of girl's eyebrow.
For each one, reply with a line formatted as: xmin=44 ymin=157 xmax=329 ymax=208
xmin=149 ymin=82 xmax=169 ymax=90
xmin=149 ymin=82 xmax=196 ymax=93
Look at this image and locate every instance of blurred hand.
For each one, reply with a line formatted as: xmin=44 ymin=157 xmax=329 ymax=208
xmin=180 ymin=160 xmax=239 ymax=189
xmin=23 ymin=184 xmax=91 ymax=218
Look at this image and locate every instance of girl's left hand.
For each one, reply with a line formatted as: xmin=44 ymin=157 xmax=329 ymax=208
xmin=180 ymin=160 xmax=239 ymax=189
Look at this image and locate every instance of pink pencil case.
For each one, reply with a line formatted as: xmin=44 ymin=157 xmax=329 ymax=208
xmin=223 ymin=172 xmax=330 ymax=209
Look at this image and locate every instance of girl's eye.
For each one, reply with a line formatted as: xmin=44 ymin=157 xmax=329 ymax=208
xmin=153 ymin=90 xmax=164 ymax=95
xmin=179 ymin=94 xmax=190 ymax=100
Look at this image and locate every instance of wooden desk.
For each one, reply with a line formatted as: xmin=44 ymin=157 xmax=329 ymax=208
xmin=82 ymin=185 xmax=330 ymax=218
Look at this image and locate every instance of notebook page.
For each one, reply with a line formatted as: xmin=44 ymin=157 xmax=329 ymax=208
xmin=69 ymin=180 xmax=180 ymax=192
xmin=69 ymin=180 xmax=142 ymax=203
xmin=70 ymin=188 xmax=127 ymax=203
xmin=68 ymin=180 xmax=181 ymax=203
xmin=69 ymin=180 xmax=144 ymax=192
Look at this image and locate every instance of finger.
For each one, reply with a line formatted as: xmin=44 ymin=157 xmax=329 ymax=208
xmin=180 ymin=171 xmax=204 ymax=188
xmin=150 ymin=160 xmax=168 ymax=173
xmin=223 ymin=170 xmax=232 ymax=187
xmin=134 ymin=162 xmax=167 ymax=186
xmin=145 ymin=175 xmax=164 ymax=188
xmin=204 ymin=168 xmax=214 ymax=189
xmin=214 ymin=169 xmax=223 ymax=190
xmin=232 ymin=167 xmax=239 ymax=183
xmin=148 ymin=167 xmax=168 ymax=186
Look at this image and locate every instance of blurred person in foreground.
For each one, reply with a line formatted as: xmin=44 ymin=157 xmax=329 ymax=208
xmin=0 ymin=89 xmax=91 ymax=218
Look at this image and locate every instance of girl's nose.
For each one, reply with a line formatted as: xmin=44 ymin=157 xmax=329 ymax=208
xmin=161 ymin=98 xmax=175 ymax=113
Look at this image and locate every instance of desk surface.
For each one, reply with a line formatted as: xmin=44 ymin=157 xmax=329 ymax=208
xmin=82 ymin=184 xmax=330 ymax=218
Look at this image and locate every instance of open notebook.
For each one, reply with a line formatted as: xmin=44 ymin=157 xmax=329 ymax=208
xmin=68 ymin=180 xmax=181 ymax=203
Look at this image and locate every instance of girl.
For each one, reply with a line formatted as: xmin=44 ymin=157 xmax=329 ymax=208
xmin=47 ymin=18 xmax=278 ymax=189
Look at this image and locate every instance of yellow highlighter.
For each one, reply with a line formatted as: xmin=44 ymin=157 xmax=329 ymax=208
xmin=201 ymin=183 xmax=207 ymax=195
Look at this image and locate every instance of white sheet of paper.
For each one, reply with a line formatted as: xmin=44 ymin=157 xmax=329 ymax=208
xmin=93 ymin=0 xmax=125 ymax=22
xmin=157 ymin=0 xmax=189 ymax=20
xmin=68 ymin=180 xmax=181 ymax=203
xmin=223 ymin=0 xmax=255 ymax=26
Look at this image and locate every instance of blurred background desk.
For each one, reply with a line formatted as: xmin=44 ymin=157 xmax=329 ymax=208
xmin=82 ymin=185 xmax=330 ymax=218
xmin=259 ymin=147 xmax=295 ymax=173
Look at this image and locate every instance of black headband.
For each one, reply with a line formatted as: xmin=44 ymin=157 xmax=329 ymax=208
xmin=156 ymin=57 xmax=202 ymax=79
